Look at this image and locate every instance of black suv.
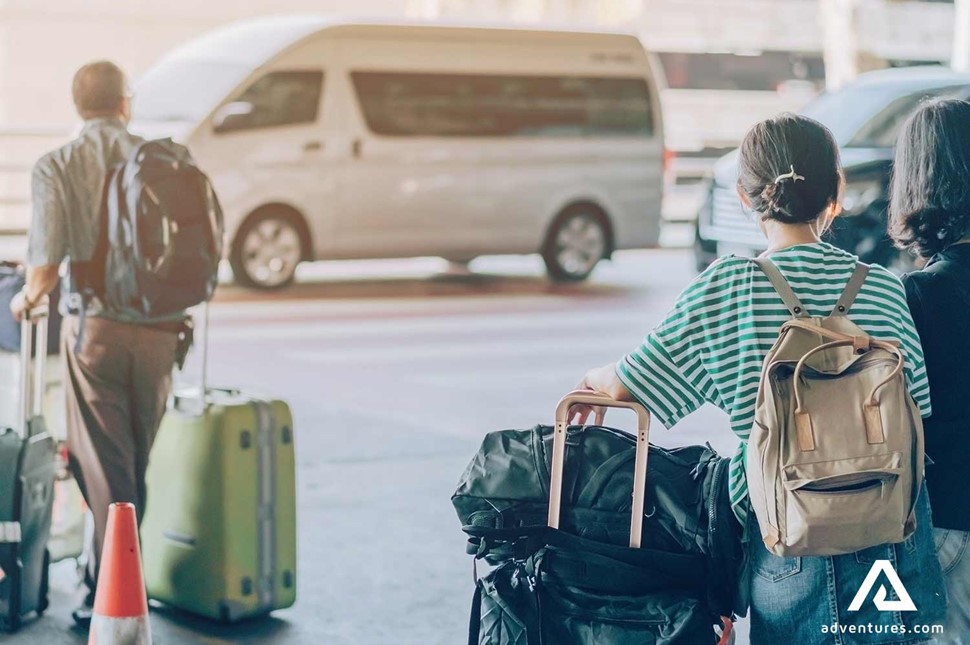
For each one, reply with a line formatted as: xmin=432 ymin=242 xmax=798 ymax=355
xmin=695 ymin=67 xmax=970 ymax=272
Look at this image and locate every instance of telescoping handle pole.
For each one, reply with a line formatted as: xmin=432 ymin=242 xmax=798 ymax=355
xmin=549 ymin=390 xmax=651 ymax=548
xmin=19 ymin=297 xmax=49 ymax=439
xmin=199 ymin=300 xmax=210 ymax=404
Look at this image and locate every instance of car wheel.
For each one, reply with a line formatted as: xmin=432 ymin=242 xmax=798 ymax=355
xmin=230 ymin=210 xmax=307 ymax=290
xmin=542 ymin=207 xmax=609 ymax=282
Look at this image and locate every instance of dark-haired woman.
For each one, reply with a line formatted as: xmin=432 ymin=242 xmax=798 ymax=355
xmin=574 ymin=113 xmax=946 ymax=643
xmin=890 ymin=98 xmax=970 ymax=644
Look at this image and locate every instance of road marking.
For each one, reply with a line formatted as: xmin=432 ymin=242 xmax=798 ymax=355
xmin=281 ymin=334 xmax=635 ymax=364
xmin=208 ymin=308 xmax=660 ymax=342
xmin=202 ymin=306 xmax=662 ymax=342
xmin=208 ymin=292 xmax=585 ymax=321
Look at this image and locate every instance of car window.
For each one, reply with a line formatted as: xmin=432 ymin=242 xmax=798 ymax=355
xmin=799 ymin=84 xmax=909 ymax=145
xmin=847 ymin=84 xmax=966 ymax=148
xmin=222 ymin=70 xmax=323 ymax=132
xmin=350 ymin=72 xmax=654 ymax=138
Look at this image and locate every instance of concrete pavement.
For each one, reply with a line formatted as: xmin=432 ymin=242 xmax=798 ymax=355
xmin=8 ymin=249 xmax=749 ymax=644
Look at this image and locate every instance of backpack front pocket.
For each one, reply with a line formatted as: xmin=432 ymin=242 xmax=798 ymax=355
xmin=780 ymin=452 xmax=907 ymax=555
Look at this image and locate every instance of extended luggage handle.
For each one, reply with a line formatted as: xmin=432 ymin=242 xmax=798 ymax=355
xmin=20 ymin=297 xmax=49 ymax=438
xmin=549 ymin=390 xmax=651 ymax=548
xmin=171 ymin=301 xmax=211 ymax=414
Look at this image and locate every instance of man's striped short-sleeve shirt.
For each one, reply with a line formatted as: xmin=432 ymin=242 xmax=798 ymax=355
xmin=616 ymin=242 xmax=931 ymax=523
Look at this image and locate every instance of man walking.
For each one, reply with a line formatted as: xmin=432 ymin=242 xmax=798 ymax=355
xmin=11 ymin=61 xmax=180 ymax=626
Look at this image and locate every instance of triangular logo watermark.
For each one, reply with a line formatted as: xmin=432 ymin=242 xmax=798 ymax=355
xmin=848 ymin=559 xmax=916 ymax=612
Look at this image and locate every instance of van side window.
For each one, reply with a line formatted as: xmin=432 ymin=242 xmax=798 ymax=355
xmin=218 ymin=71 xmax=323 ymax=133
xmin=350 ymin=72 xmax=653 ymax=138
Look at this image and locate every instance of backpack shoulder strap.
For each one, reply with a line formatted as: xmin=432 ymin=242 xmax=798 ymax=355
xmin=751 ymin=257 xmax=809 ymax=318
xmin=831 ymin=263 xmax=870 ymax=316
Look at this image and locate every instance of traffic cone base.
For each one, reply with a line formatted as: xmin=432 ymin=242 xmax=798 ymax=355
xmin=89 ymin=502 xmax=153 ymax=645
xmin=90 ymin=615 xmax=152 ymax=645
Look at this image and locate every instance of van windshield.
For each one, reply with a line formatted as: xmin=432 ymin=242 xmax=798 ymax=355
xmin=132 ymin=59 xmax=249 ymax=123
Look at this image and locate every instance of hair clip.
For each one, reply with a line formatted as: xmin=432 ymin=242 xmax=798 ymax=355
xmin=774 ymin=165 xmax=805 ymax=184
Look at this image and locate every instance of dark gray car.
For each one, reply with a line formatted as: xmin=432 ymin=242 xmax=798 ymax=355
xmin=695 ymin=66 xmax=970 ymax=271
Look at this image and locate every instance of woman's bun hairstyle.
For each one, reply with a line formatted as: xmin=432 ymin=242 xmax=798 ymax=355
xmin=759 ymin=174 xmax=813 ymax=224
xmin=737 ymin=113 xmax=842 ymax=225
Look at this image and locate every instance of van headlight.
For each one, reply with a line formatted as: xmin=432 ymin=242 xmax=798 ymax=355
xmin=841 ymin=180 xmax=883 ymax=215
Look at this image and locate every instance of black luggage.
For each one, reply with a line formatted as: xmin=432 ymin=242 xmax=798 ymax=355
xmin=0 ymin=299 xmax=56 ymax=631
xmin=74 ymin=139 xmax=223 ymax=322
xmin=453 ymin=391 xmax=741 ymax=644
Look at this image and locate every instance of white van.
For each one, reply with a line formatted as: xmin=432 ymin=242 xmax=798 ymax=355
xmin=131 ymin=17 xmax=665 ymax=289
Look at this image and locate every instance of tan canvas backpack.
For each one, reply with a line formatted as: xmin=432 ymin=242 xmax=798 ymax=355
xmin=747 ymin=258 xmax=924 ymax=557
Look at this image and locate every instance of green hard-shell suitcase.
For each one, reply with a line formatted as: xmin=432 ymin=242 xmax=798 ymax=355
xmin=141 ymin=307 xmax=297 ymax=621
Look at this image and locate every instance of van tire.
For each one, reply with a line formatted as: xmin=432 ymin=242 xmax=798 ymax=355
xmin=542 ymin=205 xmax=611 ymax=282
xmin=230 ymin=207 xmax=309 ymax=290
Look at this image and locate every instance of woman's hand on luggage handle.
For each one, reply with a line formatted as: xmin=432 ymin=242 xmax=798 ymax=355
xmin=572 ymin=362 xmax=634 ymax=425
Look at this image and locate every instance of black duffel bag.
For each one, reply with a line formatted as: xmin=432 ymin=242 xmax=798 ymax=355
xmin=453 ymin=392 xmax=742 ymax=644
xmin=469 ymin=530 xmax=718 ymax=645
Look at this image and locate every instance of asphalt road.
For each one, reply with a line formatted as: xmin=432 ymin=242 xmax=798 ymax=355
xmin=9 ymin=248 xmax=749 ymax=644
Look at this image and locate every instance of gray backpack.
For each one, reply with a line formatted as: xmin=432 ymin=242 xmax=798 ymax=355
xmin=746 ymin=259 xmax=924 ymax=557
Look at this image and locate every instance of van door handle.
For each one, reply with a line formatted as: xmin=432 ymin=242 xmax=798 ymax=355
xmin=303 ymin=141 xmax=323 ymax=152
xmin=351 ymin=139 xmax=363 ymax=159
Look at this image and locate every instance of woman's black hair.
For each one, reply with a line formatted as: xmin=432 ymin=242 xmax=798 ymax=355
xmin=737 ymin=113 xmax=843 ymax=224
xmin=889 ymin=99 xmax=970 ymax=258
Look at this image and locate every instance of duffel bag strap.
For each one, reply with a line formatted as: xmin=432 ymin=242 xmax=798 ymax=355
xmin=467 ymin=581 xmax=483 ymax=645
xmin=523 ymin=557 xmax=544 ymax=645
xmin=538 ymin=546 xmax=696 ymax=596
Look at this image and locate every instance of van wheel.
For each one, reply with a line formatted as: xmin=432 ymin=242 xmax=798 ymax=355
xmin=230 ymin=209 xmax=306 ymax=289
xmin=542 ymin=207 xmax=610 ymax=282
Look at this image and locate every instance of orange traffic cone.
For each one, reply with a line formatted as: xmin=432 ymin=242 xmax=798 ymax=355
xmin=88 ymin=503 xmax=152 ymax=645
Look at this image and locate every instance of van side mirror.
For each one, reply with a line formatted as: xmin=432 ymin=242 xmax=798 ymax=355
xmin=212 ymin=101 xmax=255 ymax=134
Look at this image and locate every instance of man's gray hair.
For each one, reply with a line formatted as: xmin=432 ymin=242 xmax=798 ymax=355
xmin=72 ymin=61 xmax=129 ymax=118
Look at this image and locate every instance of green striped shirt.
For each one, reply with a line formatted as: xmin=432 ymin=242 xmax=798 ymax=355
xmin=616 ymin=242 xmax=931 ymax=523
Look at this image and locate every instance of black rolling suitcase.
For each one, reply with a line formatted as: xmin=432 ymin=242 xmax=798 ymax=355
xmin=0 ymin=300 xmax=56 ymax=631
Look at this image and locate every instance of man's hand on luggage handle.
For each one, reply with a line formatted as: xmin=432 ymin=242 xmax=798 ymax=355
xmin=11 ymin=264 xmax=59 ymax=323
xmin=572 ymin=362 xmax=635 ymax=425
xmin=10 ymin=290 xmax=27 ymax=323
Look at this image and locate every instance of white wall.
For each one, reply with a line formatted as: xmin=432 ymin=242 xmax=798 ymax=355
xmin=0 ymin=0 xmax=956 ymax=129
xmin=0 ymin=0 xmax=421 ymax=127
xmin=0 ymin=0 xmax=421 ymax=230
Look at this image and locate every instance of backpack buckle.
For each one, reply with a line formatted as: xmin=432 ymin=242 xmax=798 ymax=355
xmin=852 ymin=336 xmax=871 ymax=354
xmin=863 ymin=402 xmax=886 ymax=444
xmin=794 ymin=410 xmax=816 ymax=452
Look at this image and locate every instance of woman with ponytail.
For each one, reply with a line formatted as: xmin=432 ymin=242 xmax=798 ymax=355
xmin=891 ymin=99 xmax=970 ymax=644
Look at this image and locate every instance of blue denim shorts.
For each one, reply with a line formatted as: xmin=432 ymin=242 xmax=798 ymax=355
xmin=747 ymin=486 xmax=947 ymax=645
xmin=932 ymin=527 xmax=970 ymax=644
